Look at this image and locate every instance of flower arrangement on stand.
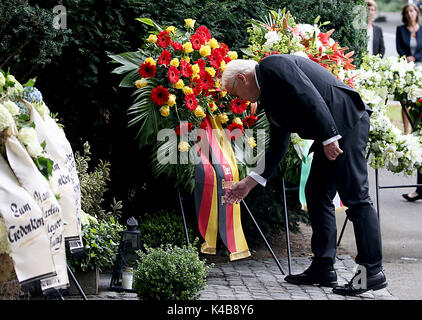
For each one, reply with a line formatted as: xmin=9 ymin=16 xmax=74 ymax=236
xmin=109 ymin=18 xmax=261 ymax=192
xmin=356 ymin=55 xmax=422 ymax=174
xmin=244 ymin=8 xmax=422 ymax=176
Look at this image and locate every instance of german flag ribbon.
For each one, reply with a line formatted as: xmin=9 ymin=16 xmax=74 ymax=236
xmin=194 ymin=115 xmax=250 ymax=261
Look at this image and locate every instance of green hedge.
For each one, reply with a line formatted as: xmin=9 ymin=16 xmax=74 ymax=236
xmin=1 ymin=0 xmax=367 ymax=244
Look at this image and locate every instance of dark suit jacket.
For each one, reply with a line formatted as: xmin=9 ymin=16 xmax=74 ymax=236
xmin=254 ymin=54 xmax=371 ymax=180
xmin=396 ymin=24 xmax=422 ymax=61
xmin=372 ymin=24 xmax=385 ymax=57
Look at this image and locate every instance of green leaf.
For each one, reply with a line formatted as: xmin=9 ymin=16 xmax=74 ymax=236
xmin=23 ymin=77 xmax=36 ymax=87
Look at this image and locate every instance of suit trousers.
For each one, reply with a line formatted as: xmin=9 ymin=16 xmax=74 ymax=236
xmin=417 ymin=171 xmax=422 ymax=194
xmin=305 ymin=112 xmax=383 ymax=275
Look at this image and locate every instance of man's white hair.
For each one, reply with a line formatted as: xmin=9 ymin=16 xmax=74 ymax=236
xmin=221 ymin=59 xmax=258 ymax=91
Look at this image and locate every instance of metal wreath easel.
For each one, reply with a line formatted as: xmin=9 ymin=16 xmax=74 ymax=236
xmin=177 ymin=181 xmax=292 ymax=276
xmin=337 ymin=102 xmax=422 ymax=247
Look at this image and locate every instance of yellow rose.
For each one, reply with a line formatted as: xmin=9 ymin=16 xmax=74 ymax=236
xmin=199 ymin=45 xmax=211 ymax=57
xmin=207 ymin=38 xmax=219 ymax=49
xmin=183 ymin=42 xmax=194 ymax=54
xmin=227 ymin=51 xmax=238 ymax=60
xmin=178 ymin=141 xmax=190 ymax=152
xmin=246 ymin=137 xmax=257 ymax=148
xmin=167 ymin=94 xmax=176 ymax=107
xmin=135 ymin=78 xmax=148 ymax=88
xmin=184 ymin=18 xmax=196 ymax=29
xmin=194 ymin=106 xmax=206 ymax=119
xmin=214 ymin=80 xmax=221 ymax=88
xmin=233 ymin=117 xmax=243 ymax=125
xmin=166 ymin=26 xmax=176 ymax=34
xmin=147 ymin=34 xmax=157 ymax=43
xmin=218 ymin=113 xmax=229 ymax=124
xmin=159 ymin=105 xmax=170 ymax=117
xmin=145 ymin=57 xmax=156 ymax=66
xmin=170 ymin=58 xmax=180 ymax=67
xmin=220 ymin=60 xmax=227 ymax=71
xmin=205 ymin=67 xmax=216 ymax=77
xmin=174 ymin=79 xmax=184 ymax=89
xmin=220 ymin=90 xmax=227 ymax=98
xmin=183 ymin=57 xmax=191 ymax=63
xmin=192 ymin=64 xmax=200 ymax=75
xmin=183 ymin=86 xmax=194 ymax=95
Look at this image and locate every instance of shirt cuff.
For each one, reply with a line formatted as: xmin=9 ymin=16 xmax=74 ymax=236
xmin=249 ymin=171 xmax=267 ymax=187
xmin=323 ymin=135 xmax=342 ymax=146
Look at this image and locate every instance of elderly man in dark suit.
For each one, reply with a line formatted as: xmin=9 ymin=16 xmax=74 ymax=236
xmin=222 ymin=54 xmax=387 ymax=296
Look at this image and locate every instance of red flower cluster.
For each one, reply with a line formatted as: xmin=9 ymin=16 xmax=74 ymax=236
xmin=151 ymin=86 xmax=169 ymax=106
xmin=157 ymin=30 xmax=171 ymax=48
xmin=135 ymin=22 xmax=258 ymax=138
xmin=138 ymin=62 xmax=156 ymax=78
xmin=227 ymin=123 xmax=244 ymax=140
xmin=230 ymin=98 xmax=249 ymax=114
xmin=242 ymin=115 xmax=258 ymax=127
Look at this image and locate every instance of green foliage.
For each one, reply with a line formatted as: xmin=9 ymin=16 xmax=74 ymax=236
xmin=68 ymin=216 xmax=124 ymax=272
xmin=0 ymin=0 xmax=71 ymax=81
xmin=133 ymin=241 xmax=212 ymax=300
xmin=75 ymin=141 xmax=117 ymax=220
xmin=139 ymin=210 xmax=195 ymax=249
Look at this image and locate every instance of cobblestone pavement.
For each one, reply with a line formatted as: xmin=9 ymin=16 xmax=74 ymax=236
xmin=198 ymin=255 xmax=396 ymax=301
xmin=68 ymin=255 xmax=396 ymax=300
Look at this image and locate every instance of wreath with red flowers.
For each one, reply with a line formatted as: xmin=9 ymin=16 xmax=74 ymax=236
xmin=109 ymin=18 xmax=265 ymax=192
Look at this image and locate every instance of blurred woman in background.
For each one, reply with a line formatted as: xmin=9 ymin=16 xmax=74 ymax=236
xmin=396 ymin=3 xmax=422 ymax=202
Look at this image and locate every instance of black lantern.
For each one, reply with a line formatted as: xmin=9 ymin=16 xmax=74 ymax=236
xmin=109 ymin=216 xmax=142 ymax=292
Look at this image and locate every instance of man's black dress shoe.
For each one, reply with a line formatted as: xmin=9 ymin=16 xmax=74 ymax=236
xmin=332 ymin=270 xmax=387 ymax=296
xmin=284 ymin=267 xmax=338 ymax=287
xmin=402 ymin=193 xmax=422 ymax=202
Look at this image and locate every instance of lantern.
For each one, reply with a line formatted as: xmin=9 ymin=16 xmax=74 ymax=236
xmin=109 ymin=216 xmax=142 ymax=292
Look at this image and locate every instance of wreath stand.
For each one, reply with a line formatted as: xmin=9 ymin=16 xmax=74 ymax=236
xmin=177 ymin=184 xmax=291 ymax=276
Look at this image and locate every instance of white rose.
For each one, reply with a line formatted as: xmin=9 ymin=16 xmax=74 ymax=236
xmin=264 ymin=31 xmax=281 ymax=47
xmin=2 ymin=100 xmax=20 ymax=116
xmin=18 ymin=127 xmax=38 ymax=145
xmin=0 ymin=103 xmax=14 ymax=132
xmin=26 ymin=141 xmax=43 ymax=158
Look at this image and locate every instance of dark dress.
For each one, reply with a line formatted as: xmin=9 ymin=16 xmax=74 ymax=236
xmin=372 ymin=24 xmax=385 ymax=57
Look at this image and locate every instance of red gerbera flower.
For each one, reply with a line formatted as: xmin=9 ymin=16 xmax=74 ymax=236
xmin=171 ymin=41 xmax=183 ymax=51
xmin=190 ymin=33 xmax=205 ymax=50
xmin=192 ymin=83 xmax=202 ymax=96
xmin=197 ymin=59 xmax=206 ymax=70
xmin=207 ymin=50 xmax=223 ymax=69
xmin=230 ymin=98 xmax=248 ymax=114
xmin=227 ymin=123 xmax=244 ymax=140
xmin=184 ymin=94 xmax=198 ymax=111
xmin=196 ymin=26 xmax=211 ymax=41
xmin=158 ymin=49 xmax=172 ymax=66
xmin=180 ymin=60 xmax=193 ymax=78
xmin=198 ymin=70 xmax=214 ymax=91
xmin=174 ymin=122 xmax=193 ymax=135
xmin=150 ymin=86 xmax=169 ymax=106
xmin=242 ymin=115 xmax=258 ymax=127
xmin=157 ymin=30 xmax=171 ymax=48
xmin=167 ymin=65 xmax=180 ymax=84
xmin=138 ymin=61 xmax=156 ymax=78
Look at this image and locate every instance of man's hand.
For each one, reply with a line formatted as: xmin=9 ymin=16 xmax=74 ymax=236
xmin=407 ymin=56 xmax=416 ymax=63
xmin=324 ymin=140 xmax=343 ymax=161
xmin=224 ymin=176 xmax=258 ymax=205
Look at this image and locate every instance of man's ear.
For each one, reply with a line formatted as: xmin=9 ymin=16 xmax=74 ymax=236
xmin=236 ymin=73 xmax=247 ymax=84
